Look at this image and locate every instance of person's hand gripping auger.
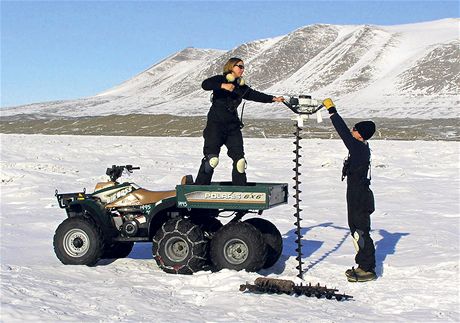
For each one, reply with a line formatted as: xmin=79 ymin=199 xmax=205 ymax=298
xmin=322 ymin=98 xmax=337 ymax=114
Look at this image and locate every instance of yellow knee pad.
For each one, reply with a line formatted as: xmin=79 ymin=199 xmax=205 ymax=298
xmin=236 ymin=158 xmax=246 ymax=173
xmin=204 ymin=155 xmax=219 ymax=173
xmin=351 ymin=230 xmax=364 ymax=253
xmin=209 ymin=156 xmax=219 ymax=168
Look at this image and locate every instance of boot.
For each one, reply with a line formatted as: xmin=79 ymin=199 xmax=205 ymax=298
xmin=195 ymin=159 xmax=213 ymax=185
xmin=231 ymin=168 xmax=247 ymax=186
xmin=345 ymin=266 xmax=377 ymax=282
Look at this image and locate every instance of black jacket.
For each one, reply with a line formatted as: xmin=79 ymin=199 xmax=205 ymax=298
xmin=331 ymin=113 xmax=371 ymax=186
xmin=202 ymin=75 xmax=274 ymax=124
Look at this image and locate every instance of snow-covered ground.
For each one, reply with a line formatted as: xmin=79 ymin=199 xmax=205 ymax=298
xmin=1 ymin=134 xmax=459 ymax=322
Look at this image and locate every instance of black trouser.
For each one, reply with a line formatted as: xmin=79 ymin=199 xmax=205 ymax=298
xmin=195 ymin=121 xmax=246 ymax=185
xmin=346 ymin=183 xmax=375 ymax=271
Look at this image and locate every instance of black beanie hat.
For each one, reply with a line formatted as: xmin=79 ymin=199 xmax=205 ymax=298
xmin=354 ymin=121 xmax=376 ymax=140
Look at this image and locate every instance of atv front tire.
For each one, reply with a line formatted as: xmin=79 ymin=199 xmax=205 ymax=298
xmin=53 ymin=217 xmax=104 ymax=266
xmin=152 ymin=218 xmax=207 ymax=274
xmin=210 ymin=222 xmax=267 ymax=272
xmin=244 ymin=218 xmax=283 ymax=268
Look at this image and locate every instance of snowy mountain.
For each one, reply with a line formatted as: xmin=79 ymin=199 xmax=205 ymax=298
xmin=2 ymin=19 xmax=459 ymax=119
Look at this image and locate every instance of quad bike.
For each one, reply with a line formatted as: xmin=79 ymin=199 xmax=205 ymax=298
xmin=53 ymin=94 xmax=324 ymax=276
xmin=53 ymin=165 xmax=288 ymax=274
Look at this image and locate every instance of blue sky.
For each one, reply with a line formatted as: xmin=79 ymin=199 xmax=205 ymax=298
xmin=1 ymin=1 xmax=458 ymax=108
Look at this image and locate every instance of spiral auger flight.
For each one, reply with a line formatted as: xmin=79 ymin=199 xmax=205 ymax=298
xmin=240 ymin=277 xmax=353 ymax=301
xmin=282 ymin=95 xmax=324 ymax=280
xmin=292 ymin=124 xmax=304 ymax=279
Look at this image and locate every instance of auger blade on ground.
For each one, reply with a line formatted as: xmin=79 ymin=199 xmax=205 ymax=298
xmin=240 ymin=277 xmax=353 ymax=301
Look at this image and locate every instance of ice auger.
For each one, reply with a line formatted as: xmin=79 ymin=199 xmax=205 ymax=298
xmin=237 ymin=97 xmax=354 ymax=301
xmin=283 ymin=95 xmax=324 ymax=279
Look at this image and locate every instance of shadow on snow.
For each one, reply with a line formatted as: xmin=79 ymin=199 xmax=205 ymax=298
xmin=283 ymin=222 xmax=409 ymax=277
xmin=98 ymin=226 xmax=409 ymax=278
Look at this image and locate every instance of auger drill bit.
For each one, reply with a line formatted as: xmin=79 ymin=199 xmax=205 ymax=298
xmin=239 ymin=277 xmax=353 ymax=301
xmin=293 ymin=124 xmax=304 ymax=279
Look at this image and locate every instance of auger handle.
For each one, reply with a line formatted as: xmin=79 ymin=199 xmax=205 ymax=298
xmin=283 ymin=95 xmax=324 ymax=115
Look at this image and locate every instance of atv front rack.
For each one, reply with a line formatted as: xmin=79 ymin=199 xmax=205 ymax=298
xmin=240 ymin=277 xmax=353 ymax=301
xmin=55 ymin=190 xmax=88 ymax=208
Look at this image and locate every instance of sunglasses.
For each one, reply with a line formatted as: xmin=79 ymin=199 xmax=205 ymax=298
xmin=234 ymin=64 xmax=245 ymax=69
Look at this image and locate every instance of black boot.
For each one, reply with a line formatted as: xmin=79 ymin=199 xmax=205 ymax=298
xmin=232 ymin=169 xmax=247 ymax=186
xmin=195 ymin=159 xmax=213 ymax=185
xmin=345 ymin=266 xmax=377 ymax=282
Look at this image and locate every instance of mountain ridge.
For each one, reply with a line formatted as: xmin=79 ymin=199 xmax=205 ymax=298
xmin=2 ymin=18 xmax=459 ymax=119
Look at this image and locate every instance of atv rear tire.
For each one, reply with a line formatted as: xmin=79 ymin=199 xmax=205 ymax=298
xmin=191 ymin=216 xmax=223 ymax=236
xmin=245 ymin=218 xmax=283 ymax=268
xmin=152 ymin=218 xmax=207 ymax=274
xmin=102 ymin=241 xmax=134 ymax=259
xmin=53 ymin=217 xmax=104 ymax=266
xmin=210 ymin=222 xmax=267 ymax=272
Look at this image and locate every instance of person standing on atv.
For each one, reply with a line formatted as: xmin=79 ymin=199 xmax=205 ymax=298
xmin=195 ymin=57 xmax=284 ymax=186
xmin=323 ymin=98 xmax=377 ymax=282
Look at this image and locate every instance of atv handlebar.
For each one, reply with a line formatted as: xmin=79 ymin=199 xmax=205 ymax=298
xmin=106 ymin=165 xmax=140 ymax=182
xmin=283 ymin=95 xmax=324 ymax=115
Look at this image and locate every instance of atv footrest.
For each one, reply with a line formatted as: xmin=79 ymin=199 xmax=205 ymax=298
xmin=113 ymin=237 xmax=150 ymax=242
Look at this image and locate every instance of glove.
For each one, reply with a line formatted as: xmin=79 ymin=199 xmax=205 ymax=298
xmin=322 ymin=98 xmax=337 ymax=114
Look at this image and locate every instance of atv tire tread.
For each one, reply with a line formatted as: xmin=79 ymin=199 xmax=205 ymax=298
xmin=245 ymin=218 xmax=283 ymax=269
xmin=210 ymin=221 xmax=267 ymax=272
xmin=53 ymin=216 xmax=105 ymax=266
xmin=152 ymin=218 xmax=207 ymax=274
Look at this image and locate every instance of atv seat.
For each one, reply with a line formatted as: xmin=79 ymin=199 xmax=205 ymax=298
xmin=132 ymin=189 xmax=176 ymax=205
xmin=105 ymin=175 xmax=193 ymax=208
xmin=128 ymin=175 xmax=192 ymax=205
xmin=106 ymin=188 xmax=176 ymax=207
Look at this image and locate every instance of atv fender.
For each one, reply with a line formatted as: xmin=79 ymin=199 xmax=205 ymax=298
xmin=66 ymin=199 xmax=117 ymax=238
xmin=147 ymin=197 xmax=178 ymax=239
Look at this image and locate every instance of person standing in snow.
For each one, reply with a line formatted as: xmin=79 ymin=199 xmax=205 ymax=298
xmin=194 ymin=57 xmax=284 ymax=186
xmin=323 ymin=98 xmax=377 ymax=282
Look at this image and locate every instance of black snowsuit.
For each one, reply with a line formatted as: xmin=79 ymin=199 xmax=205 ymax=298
xmin=331 ymin=113 xmax=376 ymax=272
xmin=195 ymin=74 xmax=274 ymax=185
